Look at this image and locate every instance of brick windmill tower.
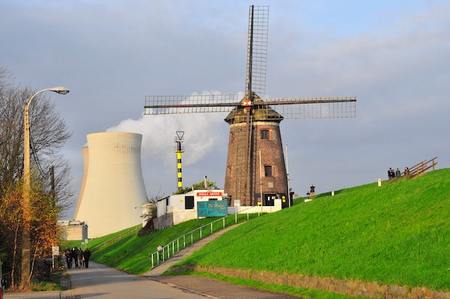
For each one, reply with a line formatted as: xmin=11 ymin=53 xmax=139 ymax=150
xmin=144 ymin=5 xmax=356 ymax=207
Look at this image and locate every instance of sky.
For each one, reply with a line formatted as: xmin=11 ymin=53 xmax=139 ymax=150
xmin=1 ymin=0 xmax=449 ymax=218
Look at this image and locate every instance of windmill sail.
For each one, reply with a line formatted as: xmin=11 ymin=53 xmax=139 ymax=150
xmin=245 ymin=5 xmax=269 ymax=98
xmin=144 ymin=94 xmax=356 ymax=119
xmin=143 ymin=5 xmax=358 ymax=207
xmin=144 ymin=94 xmax=239 ymax=115
xmin=258 ymin=96 xmax=357 ymax=119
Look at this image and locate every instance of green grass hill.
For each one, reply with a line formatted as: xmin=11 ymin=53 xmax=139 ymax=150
xmin=180 ymin=169 xmax=450 ymax=291
xmin=63 ymin=214 xmax=259 ymax=274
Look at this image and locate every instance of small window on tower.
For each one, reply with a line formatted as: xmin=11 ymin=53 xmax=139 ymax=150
xmin=261 ymin=129 xmax=269 ymax=139
xmin=264 ymin=165 xmax=273 ymax=177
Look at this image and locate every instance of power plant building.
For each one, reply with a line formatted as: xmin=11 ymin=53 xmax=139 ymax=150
xmin=75 ymin=132 xmax=148 ymax=238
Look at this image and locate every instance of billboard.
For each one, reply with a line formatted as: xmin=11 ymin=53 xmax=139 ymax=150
xmin=197 ymin=200 xmax=228 ymax=217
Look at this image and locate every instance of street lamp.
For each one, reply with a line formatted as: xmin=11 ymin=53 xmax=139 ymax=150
xmin=21 ymin=87 xmax=69 ymax=288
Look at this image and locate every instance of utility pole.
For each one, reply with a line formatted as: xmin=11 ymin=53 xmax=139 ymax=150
xmin=285 ymin=145 xmax=291 ymax=208
xmin=21 ymin=87 xmax=69 ymax=289
xmin=259 ymin=149 xmax=263 ymax=208
xmin=21 ymin=103 xmax=32 ymax=288
xmin=50 ymin=166 xmax=56 ymax=204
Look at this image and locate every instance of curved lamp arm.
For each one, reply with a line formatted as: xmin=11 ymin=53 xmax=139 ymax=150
xmin=25 ymin=86 xmax=70 ymax=108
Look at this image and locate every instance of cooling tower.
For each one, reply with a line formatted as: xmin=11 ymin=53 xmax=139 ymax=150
xmin=75 ymin=132 xmax=147 ymax=238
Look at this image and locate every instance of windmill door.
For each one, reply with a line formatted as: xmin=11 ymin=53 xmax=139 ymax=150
xmin=264 ymin=194 xmax=276 ymax=206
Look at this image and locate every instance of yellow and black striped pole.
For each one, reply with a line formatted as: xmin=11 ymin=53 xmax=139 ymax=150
xmin=175 ymin=131 xmax=184 ymax=192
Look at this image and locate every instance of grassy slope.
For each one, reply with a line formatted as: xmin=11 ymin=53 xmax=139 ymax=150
xmin=63 ymin=218 xmax=214 ymax=274
xmin=63 ymin=214 xmax=258 ymax=274
xmin=181 ymin=169 xmax=450 ymax=291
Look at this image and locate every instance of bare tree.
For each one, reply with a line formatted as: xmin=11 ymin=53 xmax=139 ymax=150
xmin=0 ymin=68 xmax=71 ymax=201
xmin=0 ymin=67 xmax=72 ymax=288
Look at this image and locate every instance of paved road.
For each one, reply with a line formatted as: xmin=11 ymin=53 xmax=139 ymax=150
xmin=6 ymin=262 xmax=295 ymax=299
xmin=63 ymin=262 xmax=206 ymax=299
xmin=156 ymin=275 xmax=296 ymax=299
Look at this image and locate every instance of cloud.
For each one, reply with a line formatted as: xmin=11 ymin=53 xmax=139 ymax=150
xmin=1 ymin=0 xmax=450 ymax=209
xmin=107 ymin=92 xmax=234 ymax=167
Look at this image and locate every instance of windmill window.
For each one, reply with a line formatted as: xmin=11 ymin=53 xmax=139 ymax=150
xmin=261 ymin=129 xmax=269 ymax=139
xmin=264 ymin=165 xmax=273 ymax=177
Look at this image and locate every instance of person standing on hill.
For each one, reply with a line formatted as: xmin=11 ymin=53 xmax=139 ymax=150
xmin=395 ymin=168 xmax=401 ymax=177
xmin=388 ymin=168 xmax=394 ymax=179
xmin=309 ymin=185 xmax=316 ymax=197
xmin=404 ymin=167 xmax=410 ymax=176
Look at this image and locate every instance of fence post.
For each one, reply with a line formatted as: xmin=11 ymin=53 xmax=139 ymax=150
xmin=235 ymin=212 xmax=238 ymax=223
xmin=151 ymin=253 xmax=154 ymax=269
xmin=223 ymin=217 xmax=225 ymax=228
xmin=184 ymin=235 xmax=186 ymax=248
xmin=200 ymin=227 xmax=203 ymax=239
xmin=177 ymin=239 xmax=179 ymax=252
xmin=211 ymin=222 xmax=213 ymax=234
xmin=157 ymin=251 xmax=160 ymax=265
xmin=247 ymin=213 xmax=249 ymax=221
xmin=191 ymin=233 xmax=193 ymax=244
xmin=172 ymin=242 xmax=175 ymax=255
xmin=162 ymin=247 xmax=165 ymax=262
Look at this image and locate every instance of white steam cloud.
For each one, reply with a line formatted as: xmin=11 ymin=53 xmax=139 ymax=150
xmin=107 ymin=92 xmax=235 ymax=166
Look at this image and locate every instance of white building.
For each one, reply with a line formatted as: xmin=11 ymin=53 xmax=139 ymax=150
xmin=57 ymin=220 xmax=88 ymax=241
xmin=149 ymin=190 xmax=225 ymax=227
xmin=75 ymin=132 xmax=148 ymax=238
xmin=144 ymin=189 xmax=283 ymax=229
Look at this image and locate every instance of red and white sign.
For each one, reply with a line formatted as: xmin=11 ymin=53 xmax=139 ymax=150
xmin=196 ymin=191 xmax=223 ymax=197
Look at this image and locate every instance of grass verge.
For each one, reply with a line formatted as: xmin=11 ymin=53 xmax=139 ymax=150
xmin=191 ymin=271 xmax=368 ymax=299
xmin=178 ymin=169 xmax=450 ymax=291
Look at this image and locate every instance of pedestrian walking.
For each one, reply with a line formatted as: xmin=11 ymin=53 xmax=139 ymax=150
xmin=72 ymin=248 xmax=79 ymax=268
xmin=78 ymin=249 xmax=84 ymax=268
xmin=83 ymin=249 xmax=91 ymax=268
xmin=64 ymin=249 xmax=72 ymax=269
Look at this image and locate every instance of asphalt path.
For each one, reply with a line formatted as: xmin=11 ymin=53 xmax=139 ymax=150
xmin=62 ymin=262 xmax=206 ymax=299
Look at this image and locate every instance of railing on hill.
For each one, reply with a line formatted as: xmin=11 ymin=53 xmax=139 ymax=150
xmin=407 ymin=157 xmax=437 ymax=178
xmin=149 ymin=209 xmax=263 ymax=269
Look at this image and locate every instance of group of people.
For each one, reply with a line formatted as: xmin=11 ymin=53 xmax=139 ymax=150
xmin=387 ymin=167 xmax=410 ymax=179
xmin=64 ymin=247 xmax=91 ymax=269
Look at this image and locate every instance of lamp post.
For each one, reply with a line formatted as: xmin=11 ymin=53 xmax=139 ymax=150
xmin=21 ymin=87 xmax=69 ymax=288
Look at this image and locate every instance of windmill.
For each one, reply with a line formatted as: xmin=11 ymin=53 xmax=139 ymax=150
xmin=144 ymin=5 xmax=356 ymax=207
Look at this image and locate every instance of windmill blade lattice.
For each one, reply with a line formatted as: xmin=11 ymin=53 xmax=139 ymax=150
xmin=262 ymin=96 xmax=357 ymax=119
xmin=245 ymin=5 xmax=269 ymax=98
xmin=144 ymin=94 xmax=240 ymax=115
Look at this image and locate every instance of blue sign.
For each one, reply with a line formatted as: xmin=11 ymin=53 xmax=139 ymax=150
xmin=197 ymin=200 xmax=228 ymax=217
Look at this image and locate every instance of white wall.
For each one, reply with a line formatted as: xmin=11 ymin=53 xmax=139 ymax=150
xmin=228 ymin=199 xmax=282 ymax=214
xmin=155 ymin=190 xmax=225 ymax=225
